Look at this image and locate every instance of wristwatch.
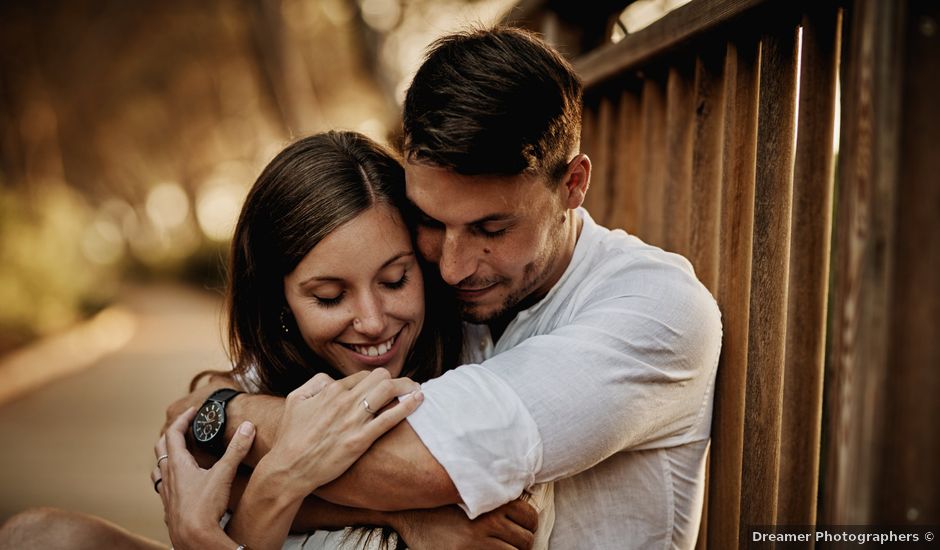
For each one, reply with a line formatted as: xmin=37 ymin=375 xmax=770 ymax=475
xmin=191 ymin=388 xmax=243 ymax=453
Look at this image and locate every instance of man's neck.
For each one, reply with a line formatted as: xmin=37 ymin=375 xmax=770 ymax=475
xmin=487 ymin=211 xmax=583 ymax=343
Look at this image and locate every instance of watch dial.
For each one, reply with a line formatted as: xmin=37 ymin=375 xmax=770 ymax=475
xmin=192 ymin=401 xmax=224 ymax=443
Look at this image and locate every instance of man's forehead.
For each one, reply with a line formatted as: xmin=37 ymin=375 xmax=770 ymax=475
xmin=404 ymin=162 xmax=542 ymax=220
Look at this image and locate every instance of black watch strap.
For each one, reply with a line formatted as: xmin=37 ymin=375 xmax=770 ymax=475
xmin=208 ymin=388 xmax=242 ymax=405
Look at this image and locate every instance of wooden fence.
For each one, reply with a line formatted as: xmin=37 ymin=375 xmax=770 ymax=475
xmin=507 ymin=0 xmax=939 ymax=547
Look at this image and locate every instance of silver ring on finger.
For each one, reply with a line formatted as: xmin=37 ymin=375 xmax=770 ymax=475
xmin=362 ymin=398 xmax=376 ymax=415
xmin=157 ymin=454 xmax=169 ymax=468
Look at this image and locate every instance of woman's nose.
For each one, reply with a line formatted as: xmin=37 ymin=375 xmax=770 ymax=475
xmin=352 ymin=293 xmax=387 ymax=338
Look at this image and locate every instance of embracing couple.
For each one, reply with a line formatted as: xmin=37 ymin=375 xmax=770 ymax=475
xmin=0 ymin=27 xmax=722 ymax=550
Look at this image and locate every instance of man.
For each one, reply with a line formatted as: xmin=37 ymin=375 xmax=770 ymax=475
xmin=176 ymin=27 xmax=721 ymax=548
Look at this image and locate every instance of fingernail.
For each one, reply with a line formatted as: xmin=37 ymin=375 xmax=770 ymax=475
xmin=413 ymin=390 xmax=424 ymax=402
xmin=238 ymin=421 xmax=254 ymax=435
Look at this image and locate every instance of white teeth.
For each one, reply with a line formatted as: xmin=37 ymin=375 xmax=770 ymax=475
xmin=352 ymin=334 xmax=396 ymax=357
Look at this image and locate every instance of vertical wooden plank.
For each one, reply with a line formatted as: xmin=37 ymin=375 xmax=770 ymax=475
xmin=775 ymin=5 xmax=842 ymax=531
xmin=689 ymin=45 xmax=727 ymax=296
xmin=706 ymin=35 xmax=760 ymax=550
xmin=609 ymin=88 xmax=642 ymax=235
xmin=585 ymin=94 xmax=615 ymax=225
xmin=739 ymin=13 xmax=800 ymax=534
xmin=690 ymin=44 xmax=726 ymax=550
xmin=638 ymin=75 xmax=667 ymax=247
xmin=877 ymin=0 xmax=940 ymax=525
xmin=820 ymin=0 xmax=905 ymax=525
xmin=663 ymin=61 xmax=696 ymax=257
xmin=580 ymin=100 xmax=598 ymax=199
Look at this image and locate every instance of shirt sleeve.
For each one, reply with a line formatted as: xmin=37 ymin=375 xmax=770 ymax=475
xmin=406 ymin=364 xmax=543 ymax=519
xmin=408 ymin=254 xmax=722 ymax=517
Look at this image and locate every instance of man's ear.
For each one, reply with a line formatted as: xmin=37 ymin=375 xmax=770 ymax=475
xmin=559 ymin=154 xmax=591 ymax=209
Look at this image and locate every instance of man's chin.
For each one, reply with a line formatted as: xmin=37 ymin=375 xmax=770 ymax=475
xmin=458 ymin=301 xmax=501 ymax=324
xmin=458 ymin=298 xmax=519 ymax=325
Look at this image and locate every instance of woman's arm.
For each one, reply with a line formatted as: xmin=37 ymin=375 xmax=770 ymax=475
xmin=165 ymin=374 xmax=459 ymax=509
xmin=226 ymin=369 xmax=423 ymax=550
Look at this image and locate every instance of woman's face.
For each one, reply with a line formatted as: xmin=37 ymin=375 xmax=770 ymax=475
xmin=283 ymin=204 xmax=425 ymax=378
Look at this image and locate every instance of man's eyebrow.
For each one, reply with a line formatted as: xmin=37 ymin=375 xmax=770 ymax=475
xmin=468 ymin=213 xmax=516 ymax=225
xmin=404 ymin=198 xmax=515 ymax=226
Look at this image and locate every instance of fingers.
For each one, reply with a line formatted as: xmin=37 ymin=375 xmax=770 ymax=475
xmin=336 ymin=370 xmax=371 ymax=390
xmin=150 ymin=466 xmax=162 ymax=491
xmin=489 ymin=521 xmax=535 ymax=550
xmin=212 ymin=420 xmax=256 ymax=481
xmin=481 ymin=500 xmax=537 ymax=550
xmin=502 ymin=499 xmax=539 ymax=533
xmin=154 ymin=432 xmax=168 ymax=462
xmin=287 ymin=372 xmax=336 ymax=401
xmin=363 ymin=389 xmax=423 ymax=441
xmin=165 ymin=406 xmax=198 ymax=469
xmin=484 ymin=539 xmax=521 ymax=550
xmin=359 ymin=376 xmax=421 ymax=411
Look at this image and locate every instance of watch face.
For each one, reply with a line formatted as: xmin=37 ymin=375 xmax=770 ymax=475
xmin=192 ymin=401 xmax=225 ymax=443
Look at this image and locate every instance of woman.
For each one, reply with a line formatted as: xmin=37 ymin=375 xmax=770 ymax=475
xmin=0 ymin=132 xmax=540 ymax=550
xmin=165 ymin=130 xmax=544 ymax=549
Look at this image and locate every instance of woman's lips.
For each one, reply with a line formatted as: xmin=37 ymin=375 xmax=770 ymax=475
xmin=340 ymin=328 xmax=403 ymax=366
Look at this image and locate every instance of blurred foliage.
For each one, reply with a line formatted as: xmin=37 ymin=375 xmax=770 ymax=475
xmin=0 ymin=184 xmax=115 ymax=353
xmin=0 ymin=0 xmax=513 ymax=355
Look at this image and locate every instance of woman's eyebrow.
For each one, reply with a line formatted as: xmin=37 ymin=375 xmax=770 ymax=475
xmin=381 ymin=251 xmax=415 ymax=269
xmin=298 ymin=251 xmax=414 ymax=287
xmin=298 ymin=275 xmax=342 ymax=287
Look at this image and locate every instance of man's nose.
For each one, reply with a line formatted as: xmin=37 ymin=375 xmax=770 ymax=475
xmin=438 ymin=231 xmax=478 ymax=286
xmin=353 ymin=292 xmax=387 ymax=338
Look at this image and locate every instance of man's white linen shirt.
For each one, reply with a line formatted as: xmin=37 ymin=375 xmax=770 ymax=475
xmin=406 ymin=209 xmax=722 ymax=550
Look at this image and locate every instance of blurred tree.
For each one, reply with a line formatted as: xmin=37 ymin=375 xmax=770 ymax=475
xmin=0 ymin=0 xmax=514 ymax=354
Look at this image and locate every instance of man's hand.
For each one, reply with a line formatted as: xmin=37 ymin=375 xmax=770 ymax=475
xmin=163 ymin=375 xmax=238 ymax=434
xmin=393 ymin=499 xmax=538 ymax=550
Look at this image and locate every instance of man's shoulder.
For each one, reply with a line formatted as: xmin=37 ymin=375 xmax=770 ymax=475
xmin=576 ymin=218 xmax=700 ymax=295
xmin=565 ymin=217 xmax=721 ymax=339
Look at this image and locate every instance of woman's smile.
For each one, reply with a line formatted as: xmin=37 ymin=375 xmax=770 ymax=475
xmin=337 ymin=327 xmax=405 ymax=367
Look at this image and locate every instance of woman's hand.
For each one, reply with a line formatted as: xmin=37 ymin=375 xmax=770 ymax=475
xmin=226 ymin=368 xmax=423 ymax=550
xmin=394 ymin=499 xmax=539 ymax=550
xmin=255 ymin=368 xmax=423 ymax=499
xmin=151 ymin=407 xmax=256 ymax=550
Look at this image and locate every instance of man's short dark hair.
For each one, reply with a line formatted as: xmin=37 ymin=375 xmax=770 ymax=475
xmin=402 ymin=27 xmax=583 ymax=181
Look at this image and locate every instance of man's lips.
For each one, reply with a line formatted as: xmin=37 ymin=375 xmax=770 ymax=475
xmin=454 ymin=283 xmax=499 ymax=300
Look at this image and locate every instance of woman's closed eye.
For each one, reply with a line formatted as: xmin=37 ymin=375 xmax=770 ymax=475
xmin=382 ymin=272 xmax=410 ymax=290
xmin=313 ymin=291 xmax=345 ymax=307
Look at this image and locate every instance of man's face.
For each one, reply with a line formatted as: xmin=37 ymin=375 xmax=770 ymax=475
xmin=405 ymin=162 xmax=570 ymax=324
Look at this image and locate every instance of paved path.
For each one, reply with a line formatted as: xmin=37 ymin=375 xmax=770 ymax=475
xmin=0 ymin=284 xmax=229 ymax=543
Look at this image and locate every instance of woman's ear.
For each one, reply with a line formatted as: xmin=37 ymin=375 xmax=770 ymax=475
xmin=560 ymin=154 xmax=591 ymax=209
